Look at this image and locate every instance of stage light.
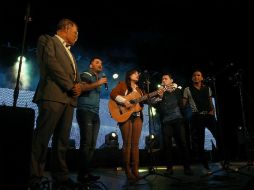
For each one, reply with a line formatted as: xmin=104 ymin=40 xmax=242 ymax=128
xmin=149 ymin=134 xmax=155 ymax=140
xmin=100 ymin=132 xmax=119 ymax=149
xmin=111 ymin=132 xmax=117 ymax=138
xmin=145 ymin=133 xmax=160 ymax=151
xmin=149 ymin=107 xmax=157 ymax=116
xmin=113 ymin=73 xmax=119 ymax=79
xmin=13 ymin=56 xmax=31 ymax=89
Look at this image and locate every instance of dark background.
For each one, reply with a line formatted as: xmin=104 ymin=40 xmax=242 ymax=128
xmin=1 ymin=0 xmax=253 ymax=159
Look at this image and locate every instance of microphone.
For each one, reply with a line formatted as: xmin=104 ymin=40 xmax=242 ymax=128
xmin=102 ymin=73 xmax=108 ymax=90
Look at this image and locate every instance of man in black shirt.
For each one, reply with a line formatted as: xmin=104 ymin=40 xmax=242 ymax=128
xmin=156 ymin=73 xmax=192 ymax=175
xmin=183 ymin=70 xmax=218 ymax=173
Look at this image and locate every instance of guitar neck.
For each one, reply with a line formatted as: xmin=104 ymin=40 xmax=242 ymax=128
xmin=133 ymin=90 xmax=158 ymax=104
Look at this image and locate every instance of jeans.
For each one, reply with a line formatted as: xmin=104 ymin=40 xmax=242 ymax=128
xmin=76 ymin=109 xmax=100 ymax=176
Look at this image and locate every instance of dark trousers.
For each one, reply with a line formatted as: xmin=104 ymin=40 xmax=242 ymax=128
xmin=31 ymin=101 xmax=74 ymax=182
xmin=190 ymin=114 xmax=218 ymax=165
xmin=76 ymin=109 xmax=100 ymax=176
xmin=163 ymin=118 xmax=191 ymax=169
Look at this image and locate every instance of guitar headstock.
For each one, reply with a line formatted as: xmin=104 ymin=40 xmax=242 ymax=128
xmin=161 ymin=83 xmax=178 ymax=92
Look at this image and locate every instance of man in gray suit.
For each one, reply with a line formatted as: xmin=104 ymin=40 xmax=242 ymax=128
xmin=29 ymin=18 xmax=82 ymax=189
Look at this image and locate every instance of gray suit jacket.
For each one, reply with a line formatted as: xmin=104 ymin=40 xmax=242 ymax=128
xmin=33 ymin=35 xmax=79 ymax=106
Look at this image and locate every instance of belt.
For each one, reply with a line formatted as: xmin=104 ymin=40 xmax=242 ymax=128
xmin=193 ymin=111 xmax=208 ymax=115
xmin=132 ymin=112 xmax=141 ymax=117
xmin=199 ymin=111 xmax=208 ymax=115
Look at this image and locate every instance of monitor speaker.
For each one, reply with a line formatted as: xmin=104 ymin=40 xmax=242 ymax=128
xmin=0 ymin=106 xmax=35 ymax=190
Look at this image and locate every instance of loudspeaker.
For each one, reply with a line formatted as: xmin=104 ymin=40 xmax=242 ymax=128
xmin=0 ymin=106 xmax=35 ymax=190
xmin=242 ymin=177 xmax=254 ymax=190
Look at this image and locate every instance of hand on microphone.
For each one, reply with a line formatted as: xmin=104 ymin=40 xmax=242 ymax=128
xmin=101 ymin=73 xmax=108 ymax=90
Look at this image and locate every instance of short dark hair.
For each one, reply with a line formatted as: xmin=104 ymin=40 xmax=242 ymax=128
xmin=162 ymin=72 xmax=173 ymax=79
xmin=89 ymin=56 xmax=103 ymax=65
xmin=57 ymin=18 xmax=78 ymax=31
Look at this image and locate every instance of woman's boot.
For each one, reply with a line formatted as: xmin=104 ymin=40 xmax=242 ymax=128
xmin=132 ymin=147 xmax=140 ymax=179
xmin=123 ymin=148 xmax=135 ymax=181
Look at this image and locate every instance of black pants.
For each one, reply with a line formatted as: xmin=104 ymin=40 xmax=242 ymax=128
xmin=76 ymin=109 xmax=100 ymax=176
xmin=190 ymin=114 xmax=218 ymax=165
xmin=162 ymin=118 xmax=191 ymax=168
xmin=31 ymin=101 xmax=74 ymax=182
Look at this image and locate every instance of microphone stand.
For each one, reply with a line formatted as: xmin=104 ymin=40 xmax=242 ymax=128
xmin=201 ymin=76 xmax=232 ymax=177
xmin=201 ymin=63 xmax=235 ymax=172
xmin=13 ymin=3 xmax=31 ymax=107
xmin=204 ymin=71 xmax=252 ymax=177
xmin=232 ymin=71 xmax=254 ymax=172
xmin=209 ymin=76 xmax=225 ymax=164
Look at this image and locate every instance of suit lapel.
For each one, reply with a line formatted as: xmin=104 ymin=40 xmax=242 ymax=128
xmin=53 ymin=36 xmax=77 ymax=81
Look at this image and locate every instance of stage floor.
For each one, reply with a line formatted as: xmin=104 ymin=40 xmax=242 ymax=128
xmin=39 ymin=161 xmax=254 ymax=190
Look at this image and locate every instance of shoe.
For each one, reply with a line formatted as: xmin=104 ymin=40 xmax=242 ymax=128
xmin=184 ymin=167 xmax=193 ymax=176
xmin=165 ymin=167 xmax=173 ymax=175
xmin=205 ymin=168 xmax=212 ymax=175
xmin=126 ymin=172 xmax=136 ymax=181
xmin=77 ymin=174 xmax=100 ymax=184
xmin=207 ymin=170 xmax=212 ymax=175
xmin=28 ymin=182 xmax=41 ymax=190
xmin=202 ymin=163 xmax=213 ymax=175
xmin=28 ymin=176 xmax=41 ymax=189
xmin=203 ymin=162 xmax=210 ymax=170
xmin=54 ymin=178 xmax=79 ymax=189
xmin=88 ymin=174 xmax=100 ymax=181
xmin=28 ymin=176 xmax=50 ymax=190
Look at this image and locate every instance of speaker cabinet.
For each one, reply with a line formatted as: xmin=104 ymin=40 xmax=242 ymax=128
xmin=1 ymin=106 xmax=35 ymax=190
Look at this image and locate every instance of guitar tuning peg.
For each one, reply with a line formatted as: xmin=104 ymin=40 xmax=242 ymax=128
xmin=172 ymin=83 xmax=178 ymax=88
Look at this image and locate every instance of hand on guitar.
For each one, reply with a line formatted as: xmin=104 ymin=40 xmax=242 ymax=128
xmin=123 ymin=100 xmax=133 ymax=109
xmin=156 ymin=83 xmax=178 ymax=98
xmin=157 ymin=87 xmax=165 ymax=97
xmin=158 ymin=83 xmax=178 ymax=93
xmin=108 ymin=90 xmax=157 ymax=123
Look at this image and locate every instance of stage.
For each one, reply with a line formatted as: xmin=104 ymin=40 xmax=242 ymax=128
xmin=30 ymin=161 xmax=254 ymax=190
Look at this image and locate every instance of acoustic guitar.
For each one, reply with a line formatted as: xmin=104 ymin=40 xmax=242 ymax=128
xmin=108 ymin=86 xmax=170 ymax=123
